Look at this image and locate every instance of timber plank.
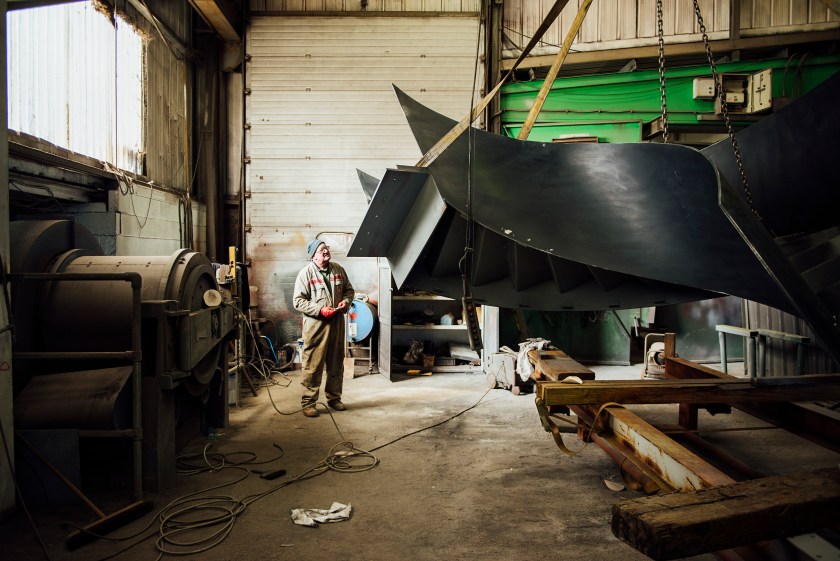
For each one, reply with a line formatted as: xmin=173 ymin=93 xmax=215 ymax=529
xmin=664 ymin=356 xmax=840 ymax=453
xmin=536 ymin=375 xmax=840 ymax=406
xmin=611 ymin=467 xmax=840 ymax=560
xmin=528 ymin=349 xmax=595 ymax=381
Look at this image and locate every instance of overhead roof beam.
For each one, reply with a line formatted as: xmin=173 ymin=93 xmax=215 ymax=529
xmin=189 ymin=0 xmax=241 ymax=43
xmin=501 ymin=30 xmax=840 ymax=71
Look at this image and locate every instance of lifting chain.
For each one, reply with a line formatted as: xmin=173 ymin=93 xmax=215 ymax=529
xmin=656 ymin=0 xmax=670 ymax=143
xmin=693 ymin=0 xmax=763 ymax=221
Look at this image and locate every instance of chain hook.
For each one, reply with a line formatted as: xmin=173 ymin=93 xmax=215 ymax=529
xmin=692 ymin=0 xmax=763 ymax=222
xmin=656 ymin=0 xmax=669 ymax=144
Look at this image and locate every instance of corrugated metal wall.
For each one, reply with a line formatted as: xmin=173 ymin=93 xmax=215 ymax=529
xmin=121 ymin=0 xmax=203 ymax=254
xmin=744 ymin=301 xmax=837 ymax=375
xmin=504 ymin=0 xmax=729 ymax=52
xmin=249 ymin=0 xmax=480 ymax=13
xmin=503 ymin=0 xmax=838 ymax=53
xmin=740 ymin=0 xmax=839 ymax=32
xmin=143 ymin=0 xmax=191 ymax=191
xmin=245 ymin=15 xmax=483 ymax=345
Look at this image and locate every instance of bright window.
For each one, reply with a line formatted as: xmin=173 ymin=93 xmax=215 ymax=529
xmin=7 ymin=2 xmax=145 ymax=174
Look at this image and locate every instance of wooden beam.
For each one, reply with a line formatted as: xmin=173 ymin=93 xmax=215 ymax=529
xmin=612 ymin=467 xmax=840 ymax=561
xmin=604 ymin=405 xmax=734 ymax=491
xmin=528 ymin=349 xmax=595 ymax=381
xmin=536 ymin=375 xmax=840 ymax=406
xmin=517 ymin=0 xmax=593 ymax=140
xmin=665 ymin=356 xmax=840 ymax=453
xmin=190 ymin=0 xmax=241 ymax=43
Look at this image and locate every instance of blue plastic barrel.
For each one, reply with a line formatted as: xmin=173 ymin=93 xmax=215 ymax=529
xmin=347 ymin=300 xmax=378 ymax=342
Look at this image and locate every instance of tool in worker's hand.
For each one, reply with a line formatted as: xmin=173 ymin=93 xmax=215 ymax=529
xmin=260 ymin=468 xmax=287 ymax=480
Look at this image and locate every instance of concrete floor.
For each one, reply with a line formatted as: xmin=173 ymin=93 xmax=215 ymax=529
xmin=3 ymin=361 xmax=839 ymax=561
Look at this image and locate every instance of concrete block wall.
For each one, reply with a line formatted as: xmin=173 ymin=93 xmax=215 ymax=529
xmin=69 ymin=185 xmax=207 ymax=257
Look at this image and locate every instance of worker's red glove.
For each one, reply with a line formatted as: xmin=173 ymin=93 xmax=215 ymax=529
xmin=320 ymin=306 xmax=336 ymax=318
xmin=336 ymin=301 xmax=349 ymax=313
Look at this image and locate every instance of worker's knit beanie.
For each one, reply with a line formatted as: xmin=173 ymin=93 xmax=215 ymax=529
xmin=306 ymin=239 xmax=323 ymax=258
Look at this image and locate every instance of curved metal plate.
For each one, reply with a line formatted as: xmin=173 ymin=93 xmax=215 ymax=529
xmin=702 ymin=70 xmax=840 ymax=237
xmin=393 ymin=86 xmax=792 ymax=313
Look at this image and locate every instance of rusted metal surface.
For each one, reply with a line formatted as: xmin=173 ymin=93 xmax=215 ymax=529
xmin=605 ymin=405 xmax=735 ymax=491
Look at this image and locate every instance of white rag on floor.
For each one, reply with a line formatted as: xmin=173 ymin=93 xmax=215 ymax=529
xmin=291 ymin=502 xmax=353 ymax=527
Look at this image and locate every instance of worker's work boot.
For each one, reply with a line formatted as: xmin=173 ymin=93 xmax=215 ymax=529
xmin=303 ymin=405 xmax=319 ymax=417
xmin=328 ymin=400 xmax=346 ymax=411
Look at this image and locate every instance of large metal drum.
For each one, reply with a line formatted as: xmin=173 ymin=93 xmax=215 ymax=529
xmin=43 ymin=249 xmax=222 ymax=389
xmin=10 ymin=219 xmax=235 ymax=492
xmin=10 ymin=220 xmax=226 ymax=394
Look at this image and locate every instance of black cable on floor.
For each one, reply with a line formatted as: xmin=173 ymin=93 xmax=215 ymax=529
xmin=91 ymin=381 xmax=493 ymax=559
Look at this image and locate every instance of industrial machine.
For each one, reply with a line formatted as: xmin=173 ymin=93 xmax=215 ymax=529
xmin=10 ymin=219 xmax=236 ymax=494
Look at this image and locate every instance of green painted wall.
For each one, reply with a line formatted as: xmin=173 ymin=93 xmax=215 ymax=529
xmin=500 ymin=308 xmax=641 ymax=365
xmin=500 ymin=54 xmax=840 ymax=140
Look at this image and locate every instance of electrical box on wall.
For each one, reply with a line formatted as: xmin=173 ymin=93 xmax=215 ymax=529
xmin=693 ymin=70 xmax=773 ymax=114
xmin=749 ymin=68 xmax=773 ymax=113
xmin=692 ymin=77 xmax=716 ymax=100
xmin=714 ymin=73 xmax=750 ymax=113
xmin=713 ymin=70 xmax=773 ymax=115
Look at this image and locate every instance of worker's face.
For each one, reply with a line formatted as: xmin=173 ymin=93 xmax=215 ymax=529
xmin=312 ymin=243 xmax=331 ymax=268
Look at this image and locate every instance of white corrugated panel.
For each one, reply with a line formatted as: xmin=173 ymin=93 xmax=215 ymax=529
xmin=504 ymin=0 xmax=838 ymax=60
xmin=504 ymin=0 xmax=739 ymax=52
xmin=245 ymin=15 xmax=483 ymax=343
xmin=249 ymin=0 xmax=479 ymax=12
xmin=740 ymin=0 xmax=840 ymax=30
xmin=7 ymin=3 xmax=144 ymax=174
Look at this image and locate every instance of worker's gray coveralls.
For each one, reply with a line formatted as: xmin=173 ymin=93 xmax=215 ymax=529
xmin=293 ymin=261 xmax=355 ymax=407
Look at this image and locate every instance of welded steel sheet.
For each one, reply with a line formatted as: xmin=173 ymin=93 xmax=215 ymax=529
xmin=392 ymin=86 xmax=793 ymax=313
xmin=350 ymin=171 xmax=720 ymax=310
xmin=702 ymin=70 xmax=840 ymax=238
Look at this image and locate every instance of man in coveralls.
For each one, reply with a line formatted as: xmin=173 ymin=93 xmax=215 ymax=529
xmin=293 ymin=239 xmax=355 ymax=417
